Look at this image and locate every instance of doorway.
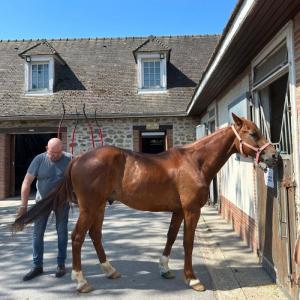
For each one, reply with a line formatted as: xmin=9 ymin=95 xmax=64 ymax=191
xmin=14 ymin=133 xmax=56 ymax=195
xmin=141 ymin=132 xmax=166 ymax=154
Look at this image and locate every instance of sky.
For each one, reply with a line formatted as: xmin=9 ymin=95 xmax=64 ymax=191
xmin=0 ymin=0 xmax=238 ymax=40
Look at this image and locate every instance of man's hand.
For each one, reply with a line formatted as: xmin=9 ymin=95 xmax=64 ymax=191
xmin=16 ymin=206 xmax=27 ymax=218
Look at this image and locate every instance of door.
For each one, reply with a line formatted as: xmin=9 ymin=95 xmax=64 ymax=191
xmin=140 ymin=131 xmax=166 ymax=154
xmin=256 ymin=73 xmax=297 ymax=298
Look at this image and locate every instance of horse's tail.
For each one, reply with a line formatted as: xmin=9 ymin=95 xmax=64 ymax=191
xmin=11 ymin=157 xmax=77 ymax=233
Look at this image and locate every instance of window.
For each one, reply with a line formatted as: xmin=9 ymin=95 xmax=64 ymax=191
xmin=143 ymin=60 xmax=161 ymax=89
xmin=137 ymin=53 xmax=167 ymax=93
xmin=25 ymin=56 xmax=54 ymax=95
xmin=31 ymin=63 xmax=49 ymax=90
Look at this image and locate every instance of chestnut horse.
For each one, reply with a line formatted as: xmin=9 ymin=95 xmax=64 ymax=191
xmin=12 ymin=114 xmax=278 ymax=293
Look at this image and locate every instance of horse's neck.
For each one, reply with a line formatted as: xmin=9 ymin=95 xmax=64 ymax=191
xmin=193 ymin=126 xmax=237 ymax=180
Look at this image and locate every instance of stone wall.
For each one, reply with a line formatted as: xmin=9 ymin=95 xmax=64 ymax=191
xmin=64 ymin=116 xmax=199 ymax=155
xmin=0 ymin=115 xmax=199 ymax=198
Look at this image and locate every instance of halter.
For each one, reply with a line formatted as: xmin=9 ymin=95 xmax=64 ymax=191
xmin=231 ymin=125 xmax=271 ymax=164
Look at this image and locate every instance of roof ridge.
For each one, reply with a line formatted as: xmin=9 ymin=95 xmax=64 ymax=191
xmin=0 ymin=34 xmax=221 ymax=43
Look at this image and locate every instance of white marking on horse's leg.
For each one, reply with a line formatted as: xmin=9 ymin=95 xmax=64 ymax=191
xmin=71 ymin=270 xmax=88 ymax=290
xmin=186 ymin=278 xmax=201 ymax=287
xmin=185 ymin=277 xmax=205 ymax=291
xmin=101 ymin=260 xmax=117 ymax=277
xmin=159 ymin=255 xmax=170 ymax=274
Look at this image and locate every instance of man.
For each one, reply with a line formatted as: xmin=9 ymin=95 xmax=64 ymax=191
xmin=17 ymin=138 xmax=72 ymax=281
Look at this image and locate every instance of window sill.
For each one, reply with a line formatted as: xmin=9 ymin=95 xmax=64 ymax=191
xmin=25 ymin=90 xmax=53 ymax=96
xmin=138 ymin=88 xmax=167 ymax=95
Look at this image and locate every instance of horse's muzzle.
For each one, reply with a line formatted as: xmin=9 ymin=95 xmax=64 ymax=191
xmin=261 ymin=152 xmax=280 ymax=168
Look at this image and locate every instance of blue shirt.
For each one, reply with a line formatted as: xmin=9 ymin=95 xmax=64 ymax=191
xmin=27 ymin=152 xmax=72 ymax=201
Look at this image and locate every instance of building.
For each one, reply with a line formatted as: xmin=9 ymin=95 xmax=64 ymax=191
xmin=0 ymin=35 xmax=219 ymax=198
xmin=188 ymin=0 xmax=300 ymax=298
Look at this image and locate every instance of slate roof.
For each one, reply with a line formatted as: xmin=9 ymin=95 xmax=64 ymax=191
xmin=18 ymin=41 xmax=57 ymax=57
xmin=0 ymin=35 xmax=219 ymax=120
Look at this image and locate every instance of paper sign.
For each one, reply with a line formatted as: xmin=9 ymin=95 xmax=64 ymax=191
xmin=264 ymin=168 xmax=274 ymax=188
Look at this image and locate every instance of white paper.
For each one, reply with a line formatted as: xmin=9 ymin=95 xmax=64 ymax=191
xmin=264 ymin=168 xmax=274 ymax=188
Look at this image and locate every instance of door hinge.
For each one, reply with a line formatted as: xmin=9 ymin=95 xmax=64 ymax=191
xmin=281 ymin=176 xmax=296 ymax=188
xmin=290 ymin=272 xmax=300 ymax=287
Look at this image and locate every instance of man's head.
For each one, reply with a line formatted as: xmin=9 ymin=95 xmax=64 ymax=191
xmin=46 ymin=138 xmax=63 ymax=161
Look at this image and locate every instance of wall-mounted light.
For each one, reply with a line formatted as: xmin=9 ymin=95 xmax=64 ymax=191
xmin=160 ymin=53 xmax=165 ymax=59
xmin=25 ymin=56 xmax=31 ymax=62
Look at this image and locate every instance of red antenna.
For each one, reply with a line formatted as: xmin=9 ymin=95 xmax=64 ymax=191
xmin=70 ymin=109 xmax=79 ymax=156
xmin=83 ymin=104 xmax=95 ymax=149
xmin=94 ymin=109 xmax=103 ymax=146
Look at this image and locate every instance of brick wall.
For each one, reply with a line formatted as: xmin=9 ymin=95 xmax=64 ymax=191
xmin=0 ymin=134 xmax=11 ymax=199
xmin=166 ymin=128 xmax=173 ymax=149
xmin=220 ymin=195 xmax=258 ymax=252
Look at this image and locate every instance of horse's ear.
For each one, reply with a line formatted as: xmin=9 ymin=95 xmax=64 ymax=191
xmin=232 ymin=113 xmax=243 ymax=127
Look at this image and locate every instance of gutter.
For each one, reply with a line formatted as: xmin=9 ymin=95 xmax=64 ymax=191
xmin=0 ymin=111 xmax=188 ymax=122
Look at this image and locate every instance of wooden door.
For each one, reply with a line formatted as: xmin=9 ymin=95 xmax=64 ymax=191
xmin=256 ymin=74 xmax=298 ymax=298
xmin=257 ymin=158 xmax=297 ymax=298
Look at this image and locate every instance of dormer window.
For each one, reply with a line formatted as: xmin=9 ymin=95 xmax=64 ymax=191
xmin=25 ymin=56 xmax=54 ymax=95
xmin=19 ymin=41 xmax=66 ymax=96
xmin=143 ymin=59 xmax=161 ymax=89
xmin=137 ymin=53 xmax=167 ymax=93
xmin=31 ymin=62 xmax=49 ymax=90
xmin=133 ymin=36 xmax=170 ymax=94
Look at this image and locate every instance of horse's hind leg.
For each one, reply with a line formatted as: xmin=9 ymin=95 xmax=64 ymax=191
xmin=88 ymin=206 xmax=121 ymax=279
xmin=71 ymin=212 xmax=93 ymax=293
xmin=159 ymin=211 xmax=183 ymax=279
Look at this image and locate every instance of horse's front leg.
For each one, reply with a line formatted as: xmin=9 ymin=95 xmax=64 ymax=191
xmin=183 ymin=208 xmax=205 ymax=292
xmin=159 ymin=211 xmax=183 ymax=279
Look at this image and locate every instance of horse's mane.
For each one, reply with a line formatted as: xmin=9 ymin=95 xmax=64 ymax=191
xmin=181 ymin=125 xmax=230 ymax=150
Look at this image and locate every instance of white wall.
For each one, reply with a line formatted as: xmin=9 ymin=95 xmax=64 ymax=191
xmin=202 ymin=74 xmax=256 ymax=218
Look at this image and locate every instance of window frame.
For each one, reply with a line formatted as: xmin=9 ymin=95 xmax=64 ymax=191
xmin=137 ymin=53 xmax=167 ymax=94
xmin=25 ymin=56 xmax=54 ymax=95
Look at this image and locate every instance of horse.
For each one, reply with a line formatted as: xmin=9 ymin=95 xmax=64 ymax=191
xmin=12 ymin=113 xmax=279 ymax=293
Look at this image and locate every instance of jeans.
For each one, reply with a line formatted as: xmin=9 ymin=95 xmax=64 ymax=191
xmin=32 ymin=202 xmax=70 ymax=267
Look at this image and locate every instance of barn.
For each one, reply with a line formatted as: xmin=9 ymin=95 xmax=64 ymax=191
xmin=0 ymin=35 xmax=219 ymax=198
xmin=187 ymin=0 xmax=300 ymax=297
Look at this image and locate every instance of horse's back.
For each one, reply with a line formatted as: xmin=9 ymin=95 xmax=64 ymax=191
xmin=71 ymin=146 xmax=126 ymax=199
xmin=71 ymin=145 xmax=184 ymax=212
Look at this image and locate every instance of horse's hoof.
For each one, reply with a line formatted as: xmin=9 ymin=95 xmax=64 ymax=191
xmin=185 ymin=278 xmax=205 ymax=292
xmin=108 ymin=271 xmax=121 ymax=279
xmin=190 ymin=282 xmax=205 ymax=292
xmin=161 ymin=271 xmax=175 ymax=279
xmin=77 ymin=283 xmax=94 ymax=293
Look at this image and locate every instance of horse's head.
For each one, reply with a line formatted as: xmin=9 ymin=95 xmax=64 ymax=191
xmin=232 ymin=113 xmax=279 ymax=168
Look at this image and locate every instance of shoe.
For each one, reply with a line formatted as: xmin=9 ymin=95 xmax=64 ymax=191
xmin=23 ymin=267 xmax=43 ymax=281
xmin=55 ymin=264 xmax=66 ymax=278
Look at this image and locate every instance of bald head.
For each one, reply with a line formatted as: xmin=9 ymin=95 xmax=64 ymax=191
xmin=46 ymin=138 xmax=63 ymax=161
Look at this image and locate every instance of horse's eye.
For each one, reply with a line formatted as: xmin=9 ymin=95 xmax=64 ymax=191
xmin=250 ymin=132 xmax=258 ymax=139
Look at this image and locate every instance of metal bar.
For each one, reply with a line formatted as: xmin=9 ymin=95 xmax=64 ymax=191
xmin=70 ymin=109 xmax=79 ymax=156
xmin=57 ymin=102 xmax=66 ymax=139
xmin=83 ymin=104 xmax=95 ymax=149
xmin=94 ymin=109 xmax=103 ymax=147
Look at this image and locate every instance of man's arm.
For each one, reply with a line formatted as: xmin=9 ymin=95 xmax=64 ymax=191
xmin=16 ymin=173 xmax=35 ymax=217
